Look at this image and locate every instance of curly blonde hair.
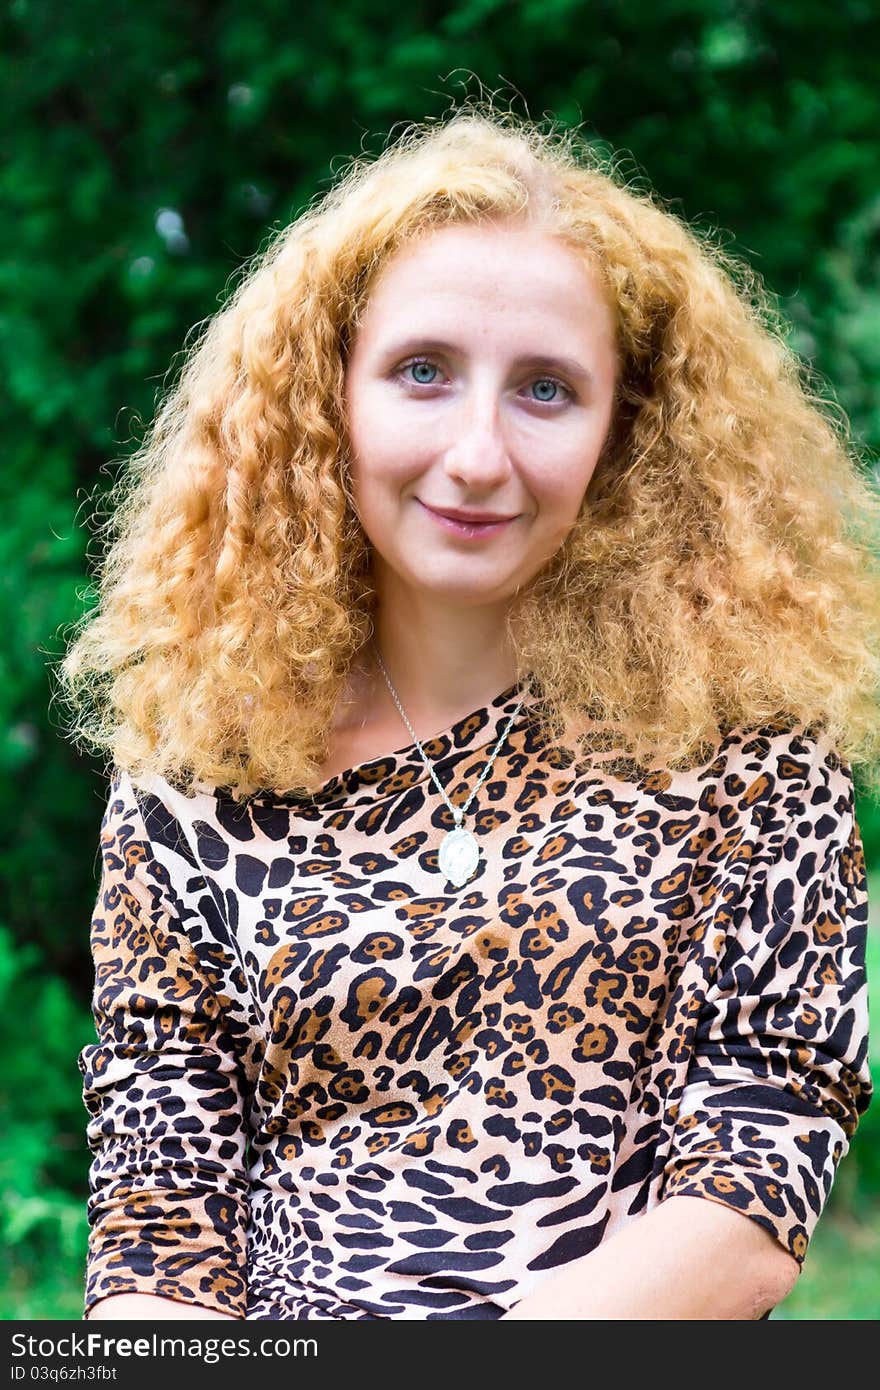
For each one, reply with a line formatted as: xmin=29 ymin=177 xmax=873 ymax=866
xmin=54 ymin=101 xmax=880 ymax=802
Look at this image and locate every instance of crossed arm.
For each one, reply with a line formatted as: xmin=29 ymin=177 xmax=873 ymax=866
xmin=500 ymin=1194 xmax=800 ymax=1320
xmin=87 ymin=1194 xmax=797 ymax=1321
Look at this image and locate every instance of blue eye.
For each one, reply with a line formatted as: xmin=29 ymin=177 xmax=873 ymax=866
xmin=531 ymin=379 xmax=564 ymax=402
xmin=404 ymin=359 xmax=440 ymax=385
xmin=398 ymin=358 xmax=571 ymax=403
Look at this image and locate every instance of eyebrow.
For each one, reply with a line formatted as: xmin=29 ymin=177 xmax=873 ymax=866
xmin=378 ymin=336 xmax=595 ymax=385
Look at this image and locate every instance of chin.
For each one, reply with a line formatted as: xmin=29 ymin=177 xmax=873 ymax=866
xmin=371 ymin=532 xmax=528 ymax=590
xmin=403 ymin=565 xmax=523 ymax=601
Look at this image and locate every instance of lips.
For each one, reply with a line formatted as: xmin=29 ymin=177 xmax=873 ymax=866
xmin=417 ymin=499 xmax=518 ymax=540
xmin=420 ymin=501 xmax=517 ymax=524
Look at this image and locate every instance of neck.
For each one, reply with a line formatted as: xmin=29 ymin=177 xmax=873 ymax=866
xmin=364 ymin=589 xmax=521 ymax=725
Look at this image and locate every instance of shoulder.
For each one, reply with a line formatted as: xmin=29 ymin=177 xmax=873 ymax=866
xmin=712 ymin=717 xmax=852 ymax=809
xmin=102 ymin=765 xmax=232 ymax=902
xmin=646 ymin=719 xmax=858 ymax=891
xmin=711 ymin=721 xmax=863 ymax=926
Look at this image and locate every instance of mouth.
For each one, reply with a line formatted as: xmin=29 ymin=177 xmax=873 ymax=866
xmin=417 ymin=499 xmax=519 ymax=540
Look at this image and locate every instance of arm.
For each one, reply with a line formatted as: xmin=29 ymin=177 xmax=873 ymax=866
xmin=78 ymin=768 xmax=250 ymax=1320
xmin=656 ymin=740 xmax=872 ymax=1277
xmin=501 ymin=1195 xmax=797 ymax=1319
xmin=507 ymin=730 xmax=871 ymax=1320
xmin=87 ymin=1293 xmax=239 ymax=1321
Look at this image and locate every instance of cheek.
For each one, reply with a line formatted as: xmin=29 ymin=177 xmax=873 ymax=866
xmin=348 ymin=395 xmax=432 ymax=484
xmin=350 ymin=455 xmax=423 ymax=526
xmin=524 ymin=463 xmax=589 ymax=521
xmin=348 ymin=443 xmax=417 ymax=532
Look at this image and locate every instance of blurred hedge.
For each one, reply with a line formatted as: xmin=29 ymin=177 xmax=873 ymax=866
xmin=2 ymin=0 xmax=879 ymax=1319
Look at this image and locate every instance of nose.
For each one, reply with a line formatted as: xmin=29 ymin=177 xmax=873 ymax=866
xmin=441 ymin=384 xmax=513 ymax=489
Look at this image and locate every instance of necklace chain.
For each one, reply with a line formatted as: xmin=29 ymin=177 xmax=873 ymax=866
xmin=371 ymin=643 xmax=528 ymax=833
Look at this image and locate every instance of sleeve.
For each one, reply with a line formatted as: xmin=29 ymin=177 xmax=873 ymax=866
xmin=77 ymin=767 xmax=250 ymax=1318
xmin=659 ymin=730 xmax=873 ymax=1275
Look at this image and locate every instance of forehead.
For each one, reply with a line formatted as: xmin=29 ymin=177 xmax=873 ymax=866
xmin=355 ymin=221 xmax=613 ymax=340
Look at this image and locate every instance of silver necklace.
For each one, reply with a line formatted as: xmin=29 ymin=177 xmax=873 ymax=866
xmin=372 ymin=645 xmax=528 ymax=889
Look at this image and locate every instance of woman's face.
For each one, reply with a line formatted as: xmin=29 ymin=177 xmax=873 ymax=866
xmin=343 ymin=220 xmax=619 ymax=609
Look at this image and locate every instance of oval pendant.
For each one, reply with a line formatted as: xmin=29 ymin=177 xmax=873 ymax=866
xmin=439 ymin=826 xmax=480 ymax=887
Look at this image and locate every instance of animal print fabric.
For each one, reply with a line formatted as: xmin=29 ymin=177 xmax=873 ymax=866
xmin=78 ymin=683 xmax=873 ymax=1319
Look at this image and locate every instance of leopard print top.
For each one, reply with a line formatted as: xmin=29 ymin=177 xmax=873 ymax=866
xmin=78 ymin=683 xmax=873 ymax=1319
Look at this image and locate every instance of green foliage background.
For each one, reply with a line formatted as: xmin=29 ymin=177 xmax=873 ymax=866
xmin=2 ymin=0 xmax=879 ymax=1320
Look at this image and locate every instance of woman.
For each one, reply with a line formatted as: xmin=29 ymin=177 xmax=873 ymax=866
xmin=59 ymin=105 xmax=880 ymax=1320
